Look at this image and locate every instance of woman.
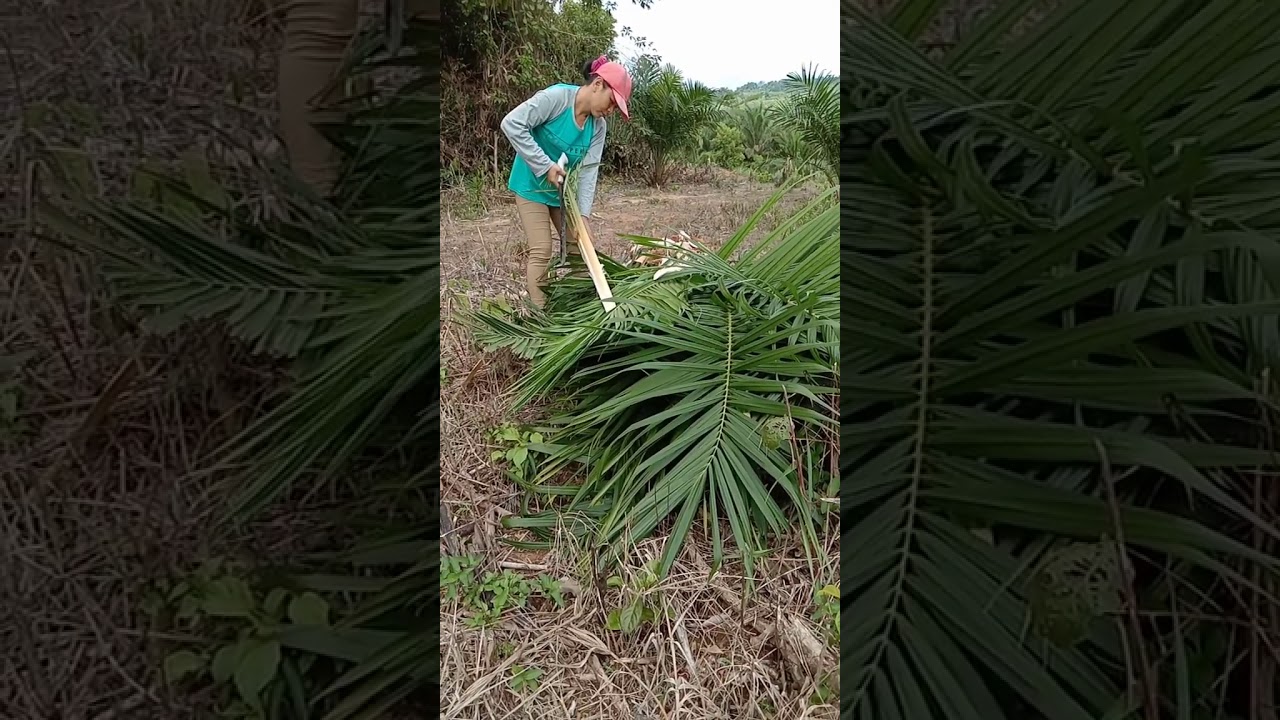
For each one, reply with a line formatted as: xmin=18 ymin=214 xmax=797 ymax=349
xmin=500 ymin=55 xmax=633 ymax=307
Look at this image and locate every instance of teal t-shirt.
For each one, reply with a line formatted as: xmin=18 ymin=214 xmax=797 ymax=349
xmin=507 ymin=84 xmax=595 ymax=207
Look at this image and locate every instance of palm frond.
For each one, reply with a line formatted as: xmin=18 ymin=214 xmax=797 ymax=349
xmin=472 ymin=185 xmax=837 ymax=580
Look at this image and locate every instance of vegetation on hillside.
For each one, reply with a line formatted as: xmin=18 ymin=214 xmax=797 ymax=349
xmin=440 ymin=0 xmax=837 ymax=190
xmin=442 ymin=0 xmax=619 ymax=180
xmin=643 ymin=65 xmax=835 ymax=187
xmin=845 ymin=2 xmax=1280 ymax=719
xmin=604 ymin=59 xmax=839 ymax=187
xmin=733 ymin=79 xmax=799 ymax=95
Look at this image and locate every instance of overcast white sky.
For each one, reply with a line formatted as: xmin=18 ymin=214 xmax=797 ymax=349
xmin=610 ymin=0 xmax=839 ymax=89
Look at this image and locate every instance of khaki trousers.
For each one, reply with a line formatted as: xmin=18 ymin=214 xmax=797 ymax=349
xmin=515 ymin=196 xmax=578 ymax=306
xmin=278 ymin=1 xmax=440 ymax=195
xmin=278 ymin=0 xmax=360 ymax=196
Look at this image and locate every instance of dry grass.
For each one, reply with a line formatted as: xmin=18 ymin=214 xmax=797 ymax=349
xmin=440 ymin=536 xmax=839 ymax=720
xmin=439 ymin=173 xmax=839 ymax=719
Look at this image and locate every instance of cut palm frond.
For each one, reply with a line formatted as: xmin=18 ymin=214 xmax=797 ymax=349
xmin=472 ymin=184 xmax=838 ymax=580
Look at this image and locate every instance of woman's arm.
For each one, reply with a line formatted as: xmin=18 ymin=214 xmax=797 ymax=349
xmin=500 ymin=89 xmax=561 ymax=179
xmin=576 ymin=118 xmax=608 ymax=217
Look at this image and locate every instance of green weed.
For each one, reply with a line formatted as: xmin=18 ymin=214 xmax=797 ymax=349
xmin=442 ymin=553 xmax=565 ymax=628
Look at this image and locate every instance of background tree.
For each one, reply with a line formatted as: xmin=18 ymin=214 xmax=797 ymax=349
xmin=441 ymin=0 xmax=618 ymax=177
xmin=732 ymin=104 xmax=773 ymax=163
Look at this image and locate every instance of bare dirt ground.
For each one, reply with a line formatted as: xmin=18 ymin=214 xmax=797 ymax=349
xmin=439 ymin=174 xmax=840 ymax=720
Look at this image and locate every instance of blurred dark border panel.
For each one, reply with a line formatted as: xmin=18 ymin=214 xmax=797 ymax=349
xmin=240 ymin=1 xmax=445 ymax=716
xmin=846 ymin=2 xmax=1280 ymax=720
xmin=9 ymin=0 xmax=441 ymax=717
xmin=308 ymin=2 xmax=444 ymax=716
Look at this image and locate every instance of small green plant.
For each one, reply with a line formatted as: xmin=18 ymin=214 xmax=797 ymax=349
xmin=1026 ymin=541 xmax=1122 ymax=648
xmin=441 ymin=553 xmax=481 ymax=602
xmin=466 ymin=570 xmax=532 ymax=628
xmin=147 ymin=559 xmax=332 ymax=716
xmin=818 ymin=471 xmax=838 ymax=514
xmin=0 ymin=381 xmax=27 ymax=440
xmin=508 ymin=664 xmax=543 ymax=693
xmin=459 ymin=170 xmax=492 ymax=219
xmin=809 ymin=671 xmax=837 ymax=706
xmin=441 ymin=554 xmax=566 ymax=628
xmin=812 ymin=583 xmax=838 ymax=646
xmin=535 ymin=573 xmax=565 ymax=608
xmin=443 ymin=165 xmax=494 ymax=219
xmin=709 ymin=123 xmax=747 ymax=168
xmin=604 ymin=562 xmax=663 ymax=634
xmin=488 ymin=423 xmax=544 ymax=482
xmin=759 ymin=415 xmax=792 ymax=451
xmin=478 ymin=296 xmax=511 ymax=315
xmin=0 ymin=352 xmax=32 ymax=441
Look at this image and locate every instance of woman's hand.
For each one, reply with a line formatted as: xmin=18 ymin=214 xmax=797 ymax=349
xmin=546 ymin=164 xmax=565 ymax=187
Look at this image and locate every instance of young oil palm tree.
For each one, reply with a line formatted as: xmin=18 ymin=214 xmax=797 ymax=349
xmin=732 ymin=103 xmax=775 ymax=161
xmin=770 ymin=64 xmax=839 ymax=180
xmin=627 ymin=57 xmax=724 ymax=186
xmin=844 ymin=2 xmax=1280 ymax=719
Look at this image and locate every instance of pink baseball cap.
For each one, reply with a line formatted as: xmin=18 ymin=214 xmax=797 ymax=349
xmin=592 ymin=59 xmax=632 ymax=120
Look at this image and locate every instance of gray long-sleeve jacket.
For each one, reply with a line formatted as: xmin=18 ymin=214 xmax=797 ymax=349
xmin=500 ymin=85 xmax=608 ymax=217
